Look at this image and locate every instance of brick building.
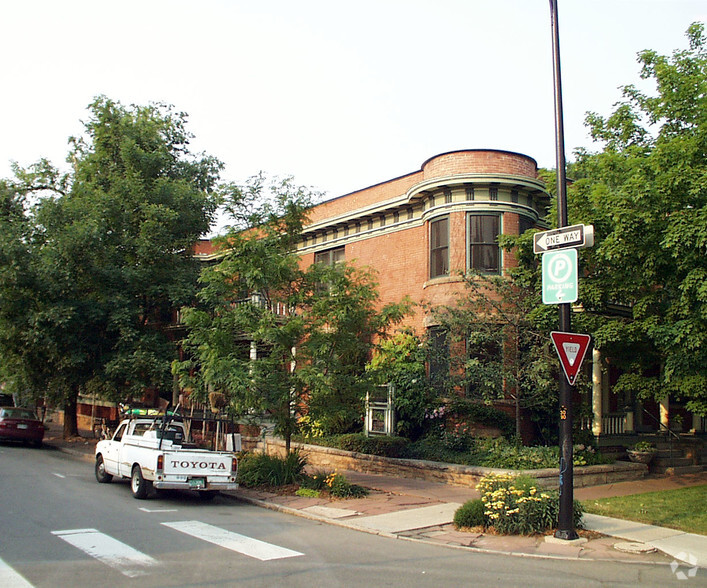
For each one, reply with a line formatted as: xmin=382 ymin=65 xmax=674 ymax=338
xmin=297 ymin=149 xmax=550 ymax=332
xmin=187 ymin=149 xmax=705 ymax=447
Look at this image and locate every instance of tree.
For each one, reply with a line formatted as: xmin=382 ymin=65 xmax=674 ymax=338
xmin=428 ymin=269 xmax=557 ymax=440
xmin=568 ymin=23 xmax=707 ymax=416
xmin=176 ymin=176 xmax=411 ymax=451
xmin=0 ymin=97 xmax=220 ymax=437
xmin=366 ymin=330 xmax=436 ymax=440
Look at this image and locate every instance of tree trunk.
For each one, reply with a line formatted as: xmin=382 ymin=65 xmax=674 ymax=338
xmin=515 ymin=394 xmax=521 ymax=440
xmin=63 ymin=388 xmax=79 ymax=439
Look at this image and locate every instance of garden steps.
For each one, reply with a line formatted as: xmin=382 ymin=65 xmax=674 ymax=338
xmin=659 ymin=464 xmax=704 ymax=476
xmin=648 ymin=437 xmax=705 ymax=474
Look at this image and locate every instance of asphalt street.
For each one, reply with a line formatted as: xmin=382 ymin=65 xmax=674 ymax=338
xmin=0 ymin=443 xmax=693 ymax=587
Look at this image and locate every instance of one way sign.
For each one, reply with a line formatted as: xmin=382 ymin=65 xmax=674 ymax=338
xmin=533 ymin=224 xmax=594 ymax=254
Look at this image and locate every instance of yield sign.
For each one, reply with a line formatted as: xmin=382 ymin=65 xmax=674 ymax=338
xmin=550 ymin=331 xmax=591 ymax=386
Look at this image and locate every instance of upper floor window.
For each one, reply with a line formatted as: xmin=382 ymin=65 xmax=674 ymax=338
xmin=469 ymin=214 xmax=500 ymax=274
xmin=430 ymin=217 xmax=449 ymax=279
xmin=315 ymin=246 xmax=345 ymax=266
xmin=519 ymin=216 xmax=535 ymax=235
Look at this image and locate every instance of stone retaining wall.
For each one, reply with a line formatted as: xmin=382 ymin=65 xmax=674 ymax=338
xmin=258 ymin=437 xmax=648 ymax=489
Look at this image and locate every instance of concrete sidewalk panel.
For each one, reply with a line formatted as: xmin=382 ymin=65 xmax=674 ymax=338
xmin=649 ymin=533 xmax=707 ymax=569
xmin=583 ymin=513 xmax=682 ymax=542
xmin=301 ymin=505 xmax=359 ymax=519
xmin=351 ymin=502 xmax=463 ymax=534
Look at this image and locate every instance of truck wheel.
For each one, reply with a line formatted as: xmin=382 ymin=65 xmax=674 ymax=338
xmin=131 ymin=465 xmax=152 ymax=499
xmin=95 ymin=455 xmax=113 ymax=483
xmin=197 ymin=490 xmax=219 ymax=501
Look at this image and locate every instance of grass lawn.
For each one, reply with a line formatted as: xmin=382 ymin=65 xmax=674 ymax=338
xmin=582 ymin=484 xmax=707 ymax=536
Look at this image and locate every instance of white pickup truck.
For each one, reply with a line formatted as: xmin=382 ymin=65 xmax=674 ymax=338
xmin=94 ymin=417 xmax=239 ymax=500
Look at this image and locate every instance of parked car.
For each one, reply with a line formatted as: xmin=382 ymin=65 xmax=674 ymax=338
xmin=0 ymin=407 xmax=45 ymax=447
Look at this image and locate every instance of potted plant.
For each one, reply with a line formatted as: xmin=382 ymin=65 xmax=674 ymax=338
xmin=626 ymin=441 xmax=657 ymax=464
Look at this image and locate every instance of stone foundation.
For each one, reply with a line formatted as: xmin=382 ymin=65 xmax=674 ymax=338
xmin=259 ymin=438 xmax=648 ymax=489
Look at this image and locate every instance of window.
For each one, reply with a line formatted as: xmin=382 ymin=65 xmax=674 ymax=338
xmin=489 ymin=187 xmax=498 ymax=201
xmin=314 ymin=246 xmax=345 ymax=266
xmin=469 ymin=214 xmax=500 ymax=274
xmin=429 ymin=217 xmax=449 ymax=278
xmin=428 ymin=327 xmax=449 ymax=393
xmin=519 ymin=216 xmax=535 ymax=235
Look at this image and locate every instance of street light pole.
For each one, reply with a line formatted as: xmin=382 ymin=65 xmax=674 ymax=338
xmin=549 ymin=0 xmax=578 ymax=541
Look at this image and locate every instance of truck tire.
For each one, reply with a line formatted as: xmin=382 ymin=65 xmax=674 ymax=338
xmin=95 ymin=455 xmax=113 ymax=483
xmin=131 ymin=465 xmax=152 ymax=499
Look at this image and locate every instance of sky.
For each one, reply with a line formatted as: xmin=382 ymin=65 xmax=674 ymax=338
xmin=2 ymin=0 xmax=705 ymax=209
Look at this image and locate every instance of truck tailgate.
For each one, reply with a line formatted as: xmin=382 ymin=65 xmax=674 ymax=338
xmin=162 ymin=451 xmax=235 ymax=476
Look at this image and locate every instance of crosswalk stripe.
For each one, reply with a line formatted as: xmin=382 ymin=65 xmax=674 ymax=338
xmin=0 ymin=556 xmax=34 ymax=587
xmin=162 ymin=520 xmax=304 ymax=561
xmin=51 ymin=528 xmax=159 ymax=578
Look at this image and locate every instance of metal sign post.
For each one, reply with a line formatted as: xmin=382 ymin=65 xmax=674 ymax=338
xmin=549 ymin=0 xmax=578 ymax=541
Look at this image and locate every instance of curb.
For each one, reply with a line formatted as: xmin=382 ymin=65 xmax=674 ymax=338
xmin=44 ymin=440 xmax=696 ymax=567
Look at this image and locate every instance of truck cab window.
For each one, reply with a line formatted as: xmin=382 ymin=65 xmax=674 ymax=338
xmin=113 ymin=423 xmax=127 ymax=442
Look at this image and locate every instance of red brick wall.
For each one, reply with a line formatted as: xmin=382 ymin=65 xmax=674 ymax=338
xmin=307 ymin=172 xmax=422 ymax=224
xmin=422 ymin=150 xmax=538 ymax=179
xmin=300 ymin=151 xmax=545 ymax=335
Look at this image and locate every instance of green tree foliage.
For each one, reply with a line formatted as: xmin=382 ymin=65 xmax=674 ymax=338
xmin=429 ymin=270 xmax=557 ymax=440
xmin=0 ymin=97 xmax=220 ymax=436
xmin=176 ymin=176 xmax=411 ymax=451
xmin=367 ymin=330 xmax=436 ymax=440
xmin=568 ymin=23 xmax=707 ymax=415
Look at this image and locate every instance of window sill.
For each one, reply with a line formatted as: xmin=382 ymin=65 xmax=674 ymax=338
xmin=423 ymin=275 xmax=465 ymax=289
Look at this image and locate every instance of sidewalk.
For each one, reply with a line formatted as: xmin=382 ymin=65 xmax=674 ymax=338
xmin=42 ymin=422 xmax=706 ymax=569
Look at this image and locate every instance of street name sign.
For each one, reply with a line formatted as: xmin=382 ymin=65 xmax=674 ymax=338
xmin=550 ymin=331 xmax=591 ymax=386
xmin=542 ymin=248 xmax=578 ymax=304
xmin=533 ymin=224 xmax=594 ymax=254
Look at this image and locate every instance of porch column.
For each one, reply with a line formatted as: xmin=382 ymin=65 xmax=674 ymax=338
xmin=250 ymin=341 xmax=257 ymax=361
xmin=592 ymin=348 xmax=603 ymax=436
xmin=624 ymin=410 xmax=635 ymax=433
xmin=660 ymin=395 xmax=669 ymax=429
xmin=692 ymin=412 xmax=703 ymax=433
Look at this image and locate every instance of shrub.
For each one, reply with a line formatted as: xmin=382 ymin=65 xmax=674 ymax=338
xmin=238 ymin=451 xmax=307 ymax=487
xmin=476 ymin=473 xmax=584 ymax=535
xmin=324 ymin=471 xmax=369 ymax=498
xmin=299 ymin=470 xmax=330 ymax=491
xmin=335 ymin=433 xmax=408 ymax=458
xmin=295 ymin=487 xmax=320 ymax=498
xmin=447 ymin=399 xmax=516 ymax=439
xmin=454 ymin=499 xmax=487 ymax=529
xmin=473 ymin=438 xmax=612 ymax=469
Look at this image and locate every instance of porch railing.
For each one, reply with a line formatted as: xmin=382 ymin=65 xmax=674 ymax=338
xmin=235 ymin=293 xmax=291 ymax=317
xmin=601 ymin=413 xmax=626 ymax=435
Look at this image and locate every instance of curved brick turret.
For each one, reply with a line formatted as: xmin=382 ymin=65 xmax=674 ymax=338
xmin=421 ymin=149 xmax=539 ymax=180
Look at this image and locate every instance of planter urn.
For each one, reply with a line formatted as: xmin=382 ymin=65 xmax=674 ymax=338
xmin=626 ymin=449 xmax=657 ymax=464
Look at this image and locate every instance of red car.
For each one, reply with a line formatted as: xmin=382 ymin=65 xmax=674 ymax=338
xmin=0 ymin=407 xmax=45 ymax=447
